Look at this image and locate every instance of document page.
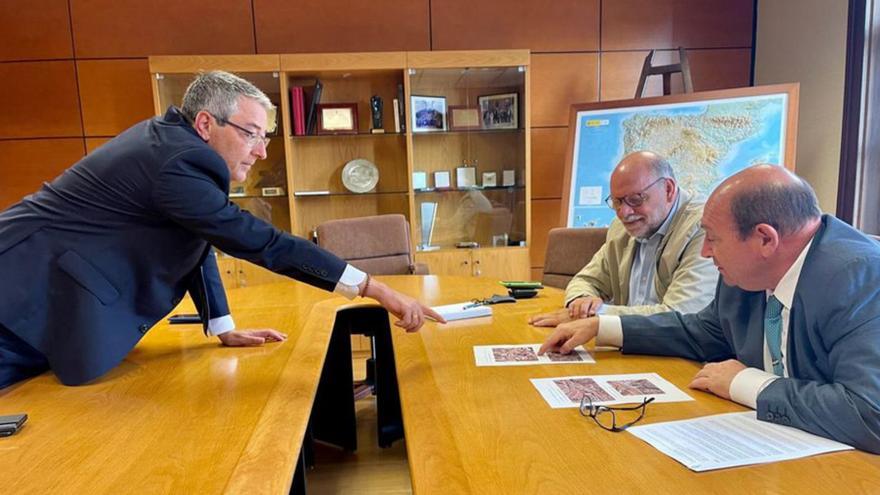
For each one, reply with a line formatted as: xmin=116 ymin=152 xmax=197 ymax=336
xmin=531 ymin=372 xmax=693 ymax=408
xmin=628 ymin=411 xmax=854 ymax=471
xmin=474 ymin=344 xmax=594 ymax=366
xmin=431 ymin=302 xmax=492 ymax=321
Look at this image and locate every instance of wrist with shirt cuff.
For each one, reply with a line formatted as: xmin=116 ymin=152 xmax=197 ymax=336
xmin=334 ymin=264 xmax=368 ymax=300
xmin=729 ymin=367 xmax=779 ymax=409
xmin=595 ymin=315 xmax=624 ymax=348
xmin=207 ymin=314 xmax=235 ymax=336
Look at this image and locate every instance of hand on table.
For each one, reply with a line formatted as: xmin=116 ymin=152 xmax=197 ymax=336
xmin=688 ymin=359 xmax=746 ymax=400
xmin=362 ymin=278 xmax=446 ymax=332
xmin=537 ymin=317 xmax=600 ymax=355
xmin=218 ymin=329 xmax=287 ymax=347
xmin=568 ymin=296 xmax=604 ymax=318
xmin=528 ymin=309 xmax=573 ymax=328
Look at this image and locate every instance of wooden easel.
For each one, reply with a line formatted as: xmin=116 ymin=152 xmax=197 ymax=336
xmin=634 ymin=47 xmax=694 ymax=98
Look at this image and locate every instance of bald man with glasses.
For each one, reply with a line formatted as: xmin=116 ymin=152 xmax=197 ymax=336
xmin=531 ymin=151 xmax=718 ymax=327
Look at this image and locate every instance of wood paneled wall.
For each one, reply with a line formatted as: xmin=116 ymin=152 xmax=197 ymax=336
xmin=0 ymin=0 xmax=754 ymax=273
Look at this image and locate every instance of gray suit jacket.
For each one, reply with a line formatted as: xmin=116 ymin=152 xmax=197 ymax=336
xmin=619 ymin=215 xmax=880 ymax=453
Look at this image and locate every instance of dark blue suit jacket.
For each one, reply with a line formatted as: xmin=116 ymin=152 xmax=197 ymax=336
xmin=0 ymin=107 xmax=347 ymax=385
xmin=619 ymin=215 xmax=880 ymax=453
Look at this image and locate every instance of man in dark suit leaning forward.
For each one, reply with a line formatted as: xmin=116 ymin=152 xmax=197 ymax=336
xmin=539 ymin=164 xmax=880 ymax=453
xmin=0 ymin=71 xmax=444 ymax=389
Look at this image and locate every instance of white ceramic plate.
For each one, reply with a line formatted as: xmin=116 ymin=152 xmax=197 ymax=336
xmin=342 ymin=159 xmax=379 ymax=193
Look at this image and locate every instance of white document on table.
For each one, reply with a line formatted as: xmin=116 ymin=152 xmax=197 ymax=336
xmin=431 ymin=302 xmax=492 ymax=322
xmin=474 ymin=344 xmax=594 ymax=366
xmin=531 ymin=372 xmax=693 ymax=409
xmin=628 ymin=411 xmax=854 ymax=472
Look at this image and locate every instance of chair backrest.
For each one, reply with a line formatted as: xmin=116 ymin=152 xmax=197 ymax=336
xmin=316 ymin=214 xmax=416 ymax=275
xmin=541 ymin=227 xmax=608 ymax=289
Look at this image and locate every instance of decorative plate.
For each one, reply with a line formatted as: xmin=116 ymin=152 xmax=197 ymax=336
xmin=342 ymin=158 xmax=379 ymax=193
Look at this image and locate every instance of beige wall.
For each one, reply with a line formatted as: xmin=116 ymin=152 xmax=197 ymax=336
xmin=754 ymin=0 xmax=849 ymax=213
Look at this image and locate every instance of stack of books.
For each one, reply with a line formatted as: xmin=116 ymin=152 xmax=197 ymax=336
xmin=289 ymin=79 xmax=324 ymax=135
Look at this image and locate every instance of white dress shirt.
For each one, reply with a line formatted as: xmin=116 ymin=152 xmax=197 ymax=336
xmin=595 ymin=238 xmax=815 ymax=409
xmin=207 ymin=264 xmax=367 ymax=336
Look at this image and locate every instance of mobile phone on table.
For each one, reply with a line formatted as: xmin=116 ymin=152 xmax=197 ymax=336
xmin=499 ymin=281 xmax=544 ymax=289
xmin=167 ymin=314 xmax=202 ymax=324
xmin=0 ymin=413 xmax=27 ymax=437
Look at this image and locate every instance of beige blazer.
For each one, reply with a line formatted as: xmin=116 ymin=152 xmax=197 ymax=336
xmin=564 ymin=191 xmax=718 ymax=315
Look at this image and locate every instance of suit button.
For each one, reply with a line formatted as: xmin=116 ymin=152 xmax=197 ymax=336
xmin=138 ymin=324 xmax=149 ymax=334
xmin=320 ymin=269 xmax=328 ymax=276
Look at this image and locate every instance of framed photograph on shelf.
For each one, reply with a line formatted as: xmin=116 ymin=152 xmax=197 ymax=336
xmin=455 ymin=166 xmax=476 ymax=189
xmin=412 ymin=171 xmax=428 ymax=190
xmin=482 ymin=172 xmax=497 ymax=188
xmin=411 ymin=95 xmax=447 ymax=132
xmin=448 ymin=106 xmax=481 ymax=131
xmin=478 ymin=92 xmax=518 ymax=130
xmin=434 ymin=170 xmax=451 ymax=189
xmin=316 ymin=103 xmax=358 ymax=135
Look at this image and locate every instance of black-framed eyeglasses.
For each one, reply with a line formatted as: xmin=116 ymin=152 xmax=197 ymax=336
xmin=579 ymin=396 xmax=654 ymax=432
xmin=212 ymin=114 xmax=271 ymax=149
xmin=604 ymin=177 xmax=668 ymax=210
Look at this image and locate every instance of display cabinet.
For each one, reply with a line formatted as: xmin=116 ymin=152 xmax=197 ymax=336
xmin=281 ymin=52 xmax=411 ymax=240
xmin=407 ymin=51 xmax=530 ymax=280
xmin=149 ymin=50 xmax=531 ymax=283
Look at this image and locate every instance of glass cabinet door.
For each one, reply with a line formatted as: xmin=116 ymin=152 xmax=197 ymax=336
xmin=154 ymin=71 xmax=290 ymax=232
xmin=409 ymin=66 xmax=526 ymax=251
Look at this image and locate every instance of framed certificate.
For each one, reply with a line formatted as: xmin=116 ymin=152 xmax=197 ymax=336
xmin=317 ymin=103 xmax=359 ymax=134
xmin=448 ymin=106 xmax=481 ymax=131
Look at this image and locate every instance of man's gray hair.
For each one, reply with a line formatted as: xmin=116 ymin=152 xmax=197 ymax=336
xmin=647 ymin=154 xmax=675 ymax=180
xmin=180 ymin=70 xmax=274 ymax=122
xmin=729 ymin=171 xmax=821 ymax=239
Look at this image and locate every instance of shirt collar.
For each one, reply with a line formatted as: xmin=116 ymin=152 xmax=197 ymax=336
xmin=768 ymin=236 xmax=814 ymax=309
xmin=635 ymin=189 xmax=680 ymax=244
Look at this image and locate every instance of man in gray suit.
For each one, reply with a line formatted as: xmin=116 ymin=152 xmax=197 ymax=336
xmin=539 ymin=164 xmax=880 ymax=453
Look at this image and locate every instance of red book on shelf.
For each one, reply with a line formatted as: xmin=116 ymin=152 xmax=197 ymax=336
xmin=291 ymin=87 xmax=305 ymax=136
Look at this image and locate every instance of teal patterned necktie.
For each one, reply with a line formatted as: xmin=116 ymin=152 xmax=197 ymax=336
xmin=764 ymin=295 xmax=784 ymax=376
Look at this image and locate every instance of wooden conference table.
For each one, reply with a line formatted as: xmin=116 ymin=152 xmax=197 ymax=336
xmin=1 ymin=276 xmax=878 ymax=494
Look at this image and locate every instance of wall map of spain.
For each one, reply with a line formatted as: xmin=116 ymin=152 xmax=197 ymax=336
xmin=565 ymin=86 xmax=796 ymax=228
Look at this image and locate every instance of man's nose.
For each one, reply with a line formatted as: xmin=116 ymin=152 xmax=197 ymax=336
xmin=700 ymin=239 xmax=712 ymax=258
xmin=252 ymin=142 xmax=268 ymax=160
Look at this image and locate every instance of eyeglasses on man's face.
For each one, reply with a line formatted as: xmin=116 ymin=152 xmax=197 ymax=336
xmin=212 ymin=114 xmax=271 ymax=149
xmin=604 ymin=177 xmax=668 ymax=210
xmin=579 ymin=396 xmax=654 ymax=432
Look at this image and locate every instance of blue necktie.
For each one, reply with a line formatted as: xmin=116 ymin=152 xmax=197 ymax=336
xmin=764 ymin=295 xmax=784 ymax=376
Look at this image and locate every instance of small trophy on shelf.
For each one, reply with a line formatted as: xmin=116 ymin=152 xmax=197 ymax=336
xmin=370 ymin=95 xmax=384 ymax=134
xmin=419 ymin=202 xmax=439 ymax=251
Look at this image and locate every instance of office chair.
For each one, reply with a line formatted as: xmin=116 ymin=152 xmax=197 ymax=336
xmin=541 ymin=227 xmax=608 ymax=289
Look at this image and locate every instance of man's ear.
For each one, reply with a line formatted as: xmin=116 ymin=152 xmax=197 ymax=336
xmin=192 ymin=111 xmax=213 ymax=141
xmin=664 ymin=178 xmax=677 ymax=201
xmin=753 ymin=223 xmax=780 ymax=257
